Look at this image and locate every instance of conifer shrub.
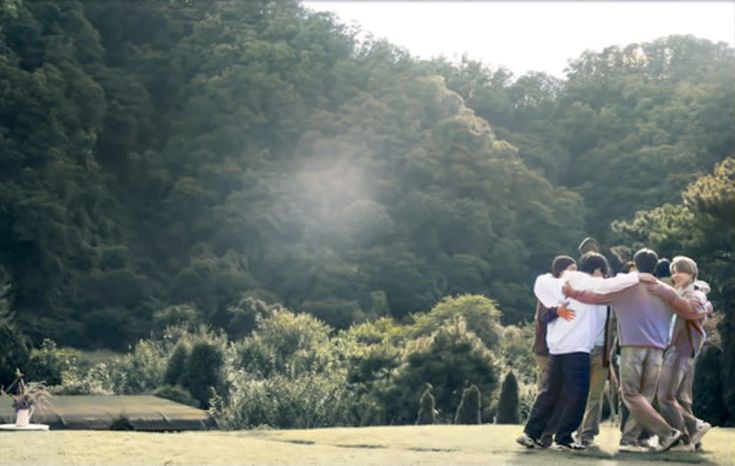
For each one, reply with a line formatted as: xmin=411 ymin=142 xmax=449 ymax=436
xmin=416 ymin=384 xmax=436 ymax=425
xmin=454 ymin=384 xmax=481 ymax=424
xmin=496 ymin=370 xmax=520 ymax=424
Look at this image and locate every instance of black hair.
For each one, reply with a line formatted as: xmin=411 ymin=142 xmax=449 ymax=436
xmin=654 ymin=258 xmax=671 ymax=278
xmin=579 ymin=252 xmax=609 ymax=276
xmin=634 ymin=248 xmax=659 ymax=274
xmin=577 ymin=237 xmax=600 ymax=255
xmin=551 ymin=255 xmax=576 ymax=278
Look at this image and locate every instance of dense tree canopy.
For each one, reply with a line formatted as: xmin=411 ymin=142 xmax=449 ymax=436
xmin=0 ymin=0 xmax=732 ymax=382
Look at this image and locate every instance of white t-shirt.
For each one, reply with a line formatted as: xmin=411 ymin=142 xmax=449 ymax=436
xmin=541 ymin=271 xmax=639 ymax=355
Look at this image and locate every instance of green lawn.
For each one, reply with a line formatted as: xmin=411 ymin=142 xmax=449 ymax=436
xmin=0 ymin=424 xmax=733 ymax=465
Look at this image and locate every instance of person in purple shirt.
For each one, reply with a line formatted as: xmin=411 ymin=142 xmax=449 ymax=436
xmin=562 ymin=248 xmax=708 ymax=452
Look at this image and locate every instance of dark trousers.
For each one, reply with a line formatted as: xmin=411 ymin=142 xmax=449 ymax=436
xmin=524 ymin=352 xmax=591 ymax=444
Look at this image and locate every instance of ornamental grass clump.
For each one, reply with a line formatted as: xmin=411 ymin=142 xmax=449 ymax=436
xmin=2 ymin=369 xmax=52 ymax=412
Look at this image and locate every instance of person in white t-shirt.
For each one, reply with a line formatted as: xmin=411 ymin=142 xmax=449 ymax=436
xmin=518 ymin=252 xmax=646 ymax=450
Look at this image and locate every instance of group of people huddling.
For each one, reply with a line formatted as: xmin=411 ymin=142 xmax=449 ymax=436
xmin=516 ymin=237 xmax=713 ymax=453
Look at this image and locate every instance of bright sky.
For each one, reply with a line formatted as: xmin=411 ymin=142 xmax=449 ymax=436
xmin=304 ymin=1 xmax=735 ymax=77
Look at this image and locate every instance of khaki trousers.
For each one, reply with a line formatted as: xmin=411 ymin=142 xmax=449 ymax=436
xmin=620 ymin=346 xmax=674 ymax=443
xmin=657 ymin=347 xmax=700 ymax=441
xmin=535 ymin=354 xmax=549 ymax=392
xmin=578 ymin=346 xmax=608 ymax=442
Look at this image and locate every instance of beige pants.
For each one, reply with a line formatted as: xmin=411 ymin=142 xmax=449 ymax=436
xmin=578 ymin=346 xmax=608 ymax=442
xmin=657 ymin=347 xmax=700 ymax=441
xmin=620 ymin=346 xmax=674 ymax=443
xmin=535 ymin=354 xmax=549 ymax=391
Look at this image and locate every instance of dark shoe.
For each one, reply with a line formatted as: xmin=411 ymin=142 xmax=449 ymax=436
xmin=539 ymin=434 xmax=554 ymax=448
xmin=578 ymin=436 xmax=594 ymax=447
xmin=516 ymin=433 xmax=539 ymax=449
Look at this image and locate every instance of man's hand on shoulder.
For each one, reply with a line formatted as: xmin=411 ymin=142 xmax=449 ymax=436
xmin=638 ymin=272 xmax=657 ymax=284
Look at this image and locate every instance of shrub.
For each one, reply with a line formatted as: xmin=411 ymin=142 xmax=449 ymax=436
xmin=500 ymin=324 xmax=536 ymax=385
xmin=0 ymin=300 xmax=30 ymax=388
xmin=454 ymin=384 xmax=481 ymax=424
xmin=416 ymin=385 xmax=436 ymax=425
xmin=181 ymin=341 xmax=225 ymax=408
xmin=164 ymin=342 xmax=190 ymax=386
xmin=410 ymin=295 xmax=503 ymax=350
xmin=153 ymin=385 xmax=199 ymax=407
xmin=109 ymin=339 xmax=167 ymax=394
xmin=24 ymin=339 xmax=79 ymax=386
xmin=232 ymin=310 xmax=334 ymax=378
xmin=496 ymin=370 xmax=520 ymax=424
xmin=153 ymin=304 xmax=201 ymax=334
xmin=387 ymin=318 xmax=499 ymax=424
xmin=53 ymin=363 xmax=115 ymax=395
xmin=693 ymin=344 xmax=729 ymax=425
xmin=212 ymin=371 xmax=352 ymax=429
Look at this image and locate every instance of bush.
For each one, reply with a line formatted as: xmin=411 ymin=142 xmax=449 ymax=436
xmin=232 ymin=310 xmax=334 ymax=378
xmin=109 ymin=340 xmax=167 ymax=394
xmin=416 ymin=385 xmax=436 ymax=425
xmin=153 ymin=304 xmax=201 ymax=334
xmin=181 ymin=341 xmax=225 ymax=408
xmin=212 ymin=371 xmax=352 ymax=429
xmin=496 ymin=370 xmax=520 ymax=424
xmin=53 ymin=363 xmax=115 ymax=395
xmin=0 ymin=300 xmax=30 ymax=388
xmin=387 ymin=319 xmax=499 ymax=424
xmin=164 ymin=342 xmax=190 ymax=386
xmin=153 ymin=385 xmax=199 ymax=407
xmin=694 ymin=344 xmax=729 ymax=425
xmin=500 ymin=324 xmax=536 ymax=386
xmin=24 ymin=339 xmax=79 ymax=386
xmin=410 ymin=295 xmax=503 ymax=350
xmin=454 ymin=385 xmax=481 ymax=424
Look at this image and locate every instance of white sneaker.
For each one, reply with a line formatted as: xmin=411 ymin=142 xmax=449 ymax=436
xmin=690 ymin=421 xmax=711 ymax=446
xmin=657 ymin=430 xmax=683 ymax=452
xmin=619 ymin=444 xmax=648 ymax=453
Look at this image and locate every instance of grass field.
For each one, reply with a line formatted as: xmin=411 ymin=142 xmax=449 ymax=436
xmin=0 ymin=424 xmax=733 ymax=465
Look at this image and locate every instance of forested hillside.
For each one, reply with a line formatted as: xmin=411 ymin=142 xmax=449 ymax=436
xmin=0 ymin=0 xmax=732 ymax=365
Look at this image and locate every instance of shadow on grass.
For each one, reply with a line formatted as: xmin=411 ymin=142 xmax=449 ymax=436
xmin=509 ymin=445 xmax=718 ymax=465
xmin=334 ymin=444 xmax=388 ymax=449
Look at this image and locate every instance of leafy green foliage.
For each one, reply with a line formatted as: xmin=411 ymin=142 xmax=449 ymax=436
xmin=613 ymin=158 xmax=734 ymax=424
xmin=0 ymin=299 xmax=30 ymax=388
xmin=0 ymin=0 xmax=732 ymax=427
xmin=387 ymin=319 xmax=499 ymax=424
xmin=24 ymin=339 xmax=78 ymax=386
xmin=212 ymin=371 xmax=352 ymax=429
xmin=411 ymin=295 xmax=503 ymax=350
xmin=181 ymin=341 xmax=226 ymax=409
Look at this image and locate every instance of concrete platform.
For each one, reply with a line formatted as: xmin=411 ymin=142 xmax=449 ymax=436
xmin=0 ymin=423 xmax=50 ymax=431
xmin=0 ymin=395 xmax=214 ymax=431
